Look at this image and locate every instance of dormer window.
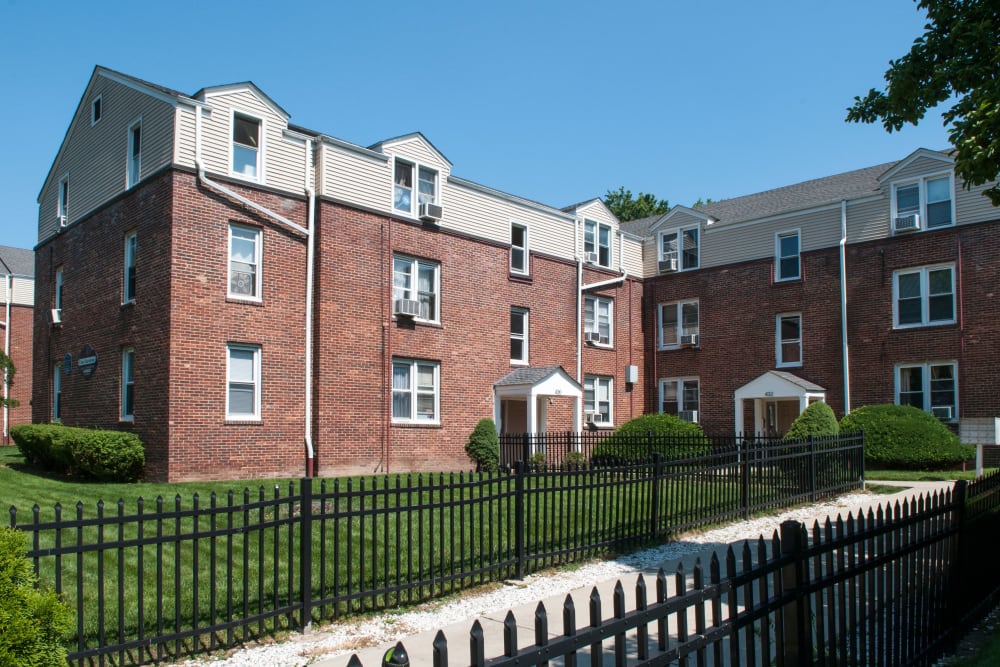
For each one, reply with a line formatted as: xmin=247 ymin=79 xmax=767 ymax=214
xmin=232 ymin=114 xmax=261 ymax=179
xmin=91 ymin=95 xmax=102 ymax=125
xmin=659 ymin=226 xmax=699 ymax=271
xmin=583 ymin=220 xmax=612 ymax=267
xmin=394 ymin=159 xmax=437 ymax=216
xmin=892 ymin=174 xmax=953 ymax=232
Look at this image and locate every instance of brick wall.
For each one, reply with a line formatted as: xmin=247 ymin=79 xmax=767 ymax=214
xmin=4 ymin=303 xmax=33 ymax=437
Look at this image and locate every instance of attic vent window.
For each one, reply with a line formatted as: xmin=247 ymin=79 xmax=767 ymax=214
xmin=91 ymin=96 xmax=102 ymax=125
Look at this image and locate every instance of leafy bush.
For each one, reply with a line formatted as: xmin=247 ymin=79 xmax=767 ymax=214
xmin=527 ymin=451 xmax=547 ymax=472
xmin=0 ymin=527 xmax=72 ymax=667
xmin=562 ymin=451 xmax=587 ymax=470
xmin=839 ymin=404 xmax=974 ymax=470
xmin=11 ymin=424 xmax=145 ymax=482
xmin=465 ymin=418 xmax=500 ymax=471
xmin=592 ymin=413 xmax=711 ymax=463
xmin=783 ymin=401 xmax=839 ymax=441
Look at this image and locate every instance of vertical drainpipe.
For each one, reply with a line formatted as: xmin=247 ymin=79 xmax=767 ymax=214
xmin=839 ymin=200 xmax=851 ymax=415
xmin=303 ymin=139 xmax=316 ymax=477
xmin=2 ymin=269 xmax=11 ymax=442
xmin=575 ymin=219 xmax=583 ymax=431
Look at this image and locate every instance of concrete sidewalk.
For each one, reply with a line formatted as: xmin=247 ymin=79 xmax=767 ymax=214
xmin=310 ymin=480 xmax=955 ymax=667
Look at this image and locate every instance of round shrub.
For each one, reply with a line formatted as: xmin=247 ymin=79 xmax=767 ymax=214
xmin=10 ymin=424 xmax=144 ymax=482
xmin=593 ymin=413 xmax=710 ymax=463
xmin=839 ymin=404 xmax=974 ymax=470
xmin=465 ymin=418 xmax=500 ymax=471
xmin=562 ymin=451 xmax=588 ymax=470
xmin=0 ymin=527 xmax=72 ymax=667
xmin=783 ymin=401 xmax=839 ymax=441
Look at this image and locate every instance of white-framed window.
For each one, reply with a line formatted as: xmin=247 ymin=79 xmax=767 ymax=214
xmin=393 ymin=255 xmax=440 ymax=322
xmin=659 ymin=226 xmax=699 ymax=271
xmin=892 ymin=173 xmax=954 ymax=231
xmin=52 ymin=362 xmax=62 ymax=422
xmin=91 ymin=95 xmax=102 ymax=125
xmin=58 ymin=174 xmax=69 ymax=222
xmin=776 ymin=313 xmax=802 ymax=367
xmin=510 ymin=222 xmax=529 ymax=275
xmin=121 ymin=347 xmax=135 ymax=421
xmin=229 ymin=224 xmax=262 ymax=300
xmin=54 ymin=265 xmax=64 ymax=312
xmin=127 ymin=119 xmax=142 ymax=188
xmin=658 ymin=300 xmax=699 ymax=349
xmin=584 ymin=375 xmax=613 ymax=425
xmin=393 ymin=159 xmax=438 ymax=216
xmin=659 ymin=377 xmax=700 ymax=418
xmin=232 ymin=113 xmax=262 ymax=179
xmin=893 ymin=264 xmax=955 ymax=328
xmin=227 ymin=344 xmax=261 ymax=421
xmin=392 ymin=359 xmax=440 ymax=423
xmin=583 ymin=220 xmax=612 ymax=267
xmin=123 ymin=231 xmax=137 ymax=304
xmin=510 ymin=308 xmax=528 ymax=365
xmin=583 ymin=296 xmax=613 ymax=347
xmin=775 ymin=229 xmax=800 ymax=281
xmin=896 ymin=361 xmax=957 ymax=421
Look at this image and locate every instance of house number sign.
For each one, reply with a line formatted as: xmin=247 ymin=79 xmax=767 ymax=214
xmin=77 ymin=344 xmax=98 ymax=379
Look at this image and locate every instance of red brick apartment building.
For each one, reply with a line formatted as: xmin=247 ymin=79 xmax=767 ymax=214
xmin=1 ymin=245 xmax=34 ymax=443
xmin=30 ymin=67 xmax=1000 ymax=481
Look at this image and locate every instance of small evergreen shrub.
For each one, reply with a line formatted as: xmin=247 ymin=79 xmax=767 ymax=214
xmin=592 ymin=413 xmax=711 ymax=463
xmin=840 ymin=404 xmax=974 ymax=470
xmin=783 ymin=401 xmax=839 ymax=441
xmin=0 ymin=527 xmax=72 ymax=667
xmin=465 ymin=418 xmax=500 ymax=471
xmin=562 ymin=451 xmax=587 ymax=470
xmin=11 ymin=424 xmax=145 ymax=482
xmin=527 ymin=451 xmax=547 ymax=472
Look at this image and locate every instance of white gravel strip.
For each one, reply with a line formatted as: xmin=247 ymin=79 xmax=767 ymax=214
xmin=176 ymin=491 xmax=884 ymax=666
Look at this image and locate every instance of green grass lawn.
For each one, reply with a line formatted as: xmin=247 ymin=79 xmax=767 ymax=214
xmin=867 ymin=468 xmax=995 ymax=482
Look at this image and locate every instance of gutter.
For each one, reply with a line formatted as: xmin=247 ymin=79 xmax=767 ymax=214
xmin=195 ymin=107 xmax=315 ymax=476
xmin=839 ymin=201 xmax=851 ymax=414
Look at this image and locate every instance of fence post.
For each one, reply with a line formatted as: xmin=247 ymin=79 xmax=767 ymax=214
xmin=650 ymin=453 xmax=663 ymax=540
xmin=299 ymin=476 xmax=313 ymax=632
xmin=947 ymin=479 xmax=969 ymax=652
xmin=779 ymin=520 xmax=810 ymax=667
xmin=808 ymin=435 xmax=817 ymax=503
xmin=522 ymin=432 xmax=531 ymax=465
xmin=741 ymin=438 xmax=751 ymax=520
xmin=515 ymin=460 xmax=526 ymax=580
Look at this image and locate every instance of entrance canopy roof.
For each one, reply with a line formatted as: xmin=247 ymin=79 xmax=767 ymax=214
xmin=494 ymin=365 xmax=581 ymax=400
xmin=734 ymin=371 xmax=826 ymax=401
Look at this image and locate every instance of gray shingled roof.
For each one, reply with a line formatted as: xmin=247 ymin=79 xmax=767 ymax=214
xmin=495 ymin=365 xmax=571 ymax=387
xmin=770 ymin=371 xmax=825 ymax=393
xmin=0 ymin=245 xmax=34 ymax=277
xmin=620 ymin=160 xmax=902 ymax=238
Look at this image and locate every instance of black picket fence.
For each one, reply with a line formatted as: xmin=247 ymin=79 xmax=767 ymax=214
xmin=9 ymin=433 xmax=864 ymax=666
xmin=347 ymin=470 xmax=1000 ymax=667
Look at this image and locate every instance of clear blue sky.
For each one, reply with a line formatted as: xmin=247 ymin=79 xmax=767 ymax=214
xmin=0 ymin=0 xmax=950 ymax=251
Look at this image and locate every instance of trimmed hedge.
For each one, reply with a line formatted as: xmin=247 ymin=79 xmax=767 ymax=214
xmin=839 ymin=404 xmax=974 ymax=470
xmin=11 ymin=424 xmax=145 ymax=482
xmin=593 ymin=413 xmax=711 ymax=462
xmin=784 ymin=401 xmax=839 ymax=441
xmin=464 ymin=418 xmax=500 ymax=471
xmin=0 ymin=527 xmax=72 ymax=667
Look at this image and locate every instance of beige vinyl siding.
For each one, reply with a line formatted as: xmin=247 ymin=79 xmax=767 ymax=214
xmin=445 ymin=183 xmax=576 ymax=259
xmin=321 ymin=144 xmax=391 ymax=212
xmin=703 ymin=206 xmax=842 ymax=269
xmin=175 ymin=105 xmax=197 ymax=167
xmin=956 ymin=181 xmax=1000 ymax=226
xmin=886 ymin=155 xmax=952 ymax=183
xmin=198 ymin=90 xmax=306 ymax=193
xmin=620 ymin=237 xmax=643 ymax=276
xmin=383 ymin=137 xmax=451 ymax=178
xmin=3 ymin=277 xmax=34 ymax=306
xmin=846 ymin=196 xmax=890 ymax=244
xmin=641 ymin=237 xmax=659 ymax=277
xmin=38 ymin=78 xmax=176 ymax=243
xmin=575 ymin=201 xmax=621 ymax=271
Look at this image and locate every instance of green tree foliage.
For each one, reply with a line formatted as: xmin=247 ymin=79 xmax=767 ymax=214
xmin=464 ymin=418 xmax=500 ymax=471
xmin=0 ymin=351 xmax=18 ymax=409
xmin=783 ymin=401 xmax=839 ymax=441
xmin=839 ymin=404 xmax=974 ymax=470
xmin=691 ymin=197 xmax=715 ymax=208
xmin=0 ymin=527 xmax=72 ymax=667
xmin=846 ymin=0 xmax=1000 ymax=205
xmin=603 ymin=187 xmax=669 ymax=222
xmin=592 ymin=413 xmax=710 ymax=462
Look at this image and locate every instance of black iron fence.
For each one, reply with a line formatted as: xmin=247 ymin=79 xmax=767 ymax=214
xmin=346 ymin=470 xmax=1000 ymax=667
xmin=9 ymin=432 xmax=864 ymax=666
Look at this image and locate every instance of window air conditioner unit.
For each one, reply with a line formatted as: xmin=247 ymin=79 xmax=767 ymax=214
xmin=680 ymin=333 xmax=699 ymax=347
xmin=50 ymin=308 xmax=62 ymax=325
xmin=658 ymin=256 xmax=678 ymax=273
xmin=418 ymin=203 xmax=443 ymax=222
xmin=584 ymin=331 xmax=602 ymax=344
xmin=585 ymin=411 xmax=597 ymax=424
xmin=931 ymin=405 xmax=953 ymax=420
xmin=393 ymin=299 xmax=422 ymax=318
xmin=894 ymin=214 xmax=920 ymax=233
xmin=678 ymin=410 xmax=699 ymax=423
xmin=584 ymin=251 xmax=599 ymax=264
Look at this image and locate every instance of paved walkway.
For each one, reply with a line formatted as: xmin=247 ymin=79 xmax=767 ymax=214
xmin=310 ymin=480 xmax=956 ymax=667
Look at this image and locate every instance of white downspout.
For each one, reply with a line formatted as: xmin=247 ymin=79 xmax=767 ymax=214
xmin=2 ymin=271 xmax=10 ymax=441
xmin=195 ymin=107 xmax=315 ymax=475
xmin=575 ymin=219 xmax=583 ymax=429
xmin=840 ymin=200 xmax=851 ymax=415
